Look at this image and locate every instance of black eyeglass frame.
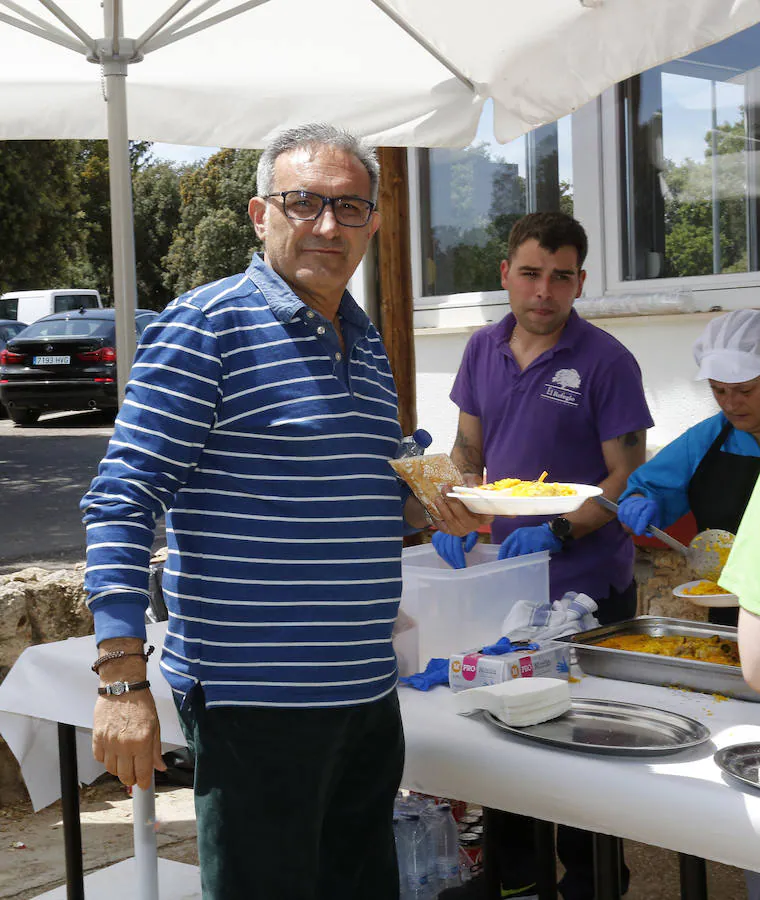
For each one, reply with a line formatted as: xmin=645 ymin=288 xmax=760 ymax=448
xmin=264 ymin=190 xmax=376 ymax=227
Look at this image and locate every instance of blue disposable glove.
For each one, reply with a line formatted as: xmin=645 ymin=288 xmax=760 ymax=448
xmin=618 ymin=495 xmax=660 ymax=536
xmin=431 ymin=530 xmax=479 ymax=570
xmin=398 ymin=658 xmax=450 ymax=691
xmin=497 ymin=523 xmax=562 ymax=560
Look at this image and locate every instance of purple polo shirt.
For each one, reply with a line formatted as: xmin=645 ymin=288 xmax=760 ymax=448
xmin=451 ymin=310 xmax=653 ymax=603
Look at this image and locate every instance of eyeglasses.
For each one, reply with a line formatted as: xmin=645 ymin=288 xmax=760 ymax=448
xmin=265 ymin=190 xmax=375 ymax=227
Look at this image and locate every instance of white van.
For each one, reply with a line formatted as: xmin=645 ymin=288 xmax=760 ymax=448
xmin=0 ymin=289 xmax=103 ymax=324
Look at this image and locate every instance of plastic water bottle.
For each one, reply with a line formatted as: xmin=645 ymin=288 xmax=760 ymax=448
xmin=433 ymin=803 xmax=461 ymax=891
xmin=396 ymin=428 xmax=433 ymax=458
xmin=396 ymin=813 xmax=433 ymax=899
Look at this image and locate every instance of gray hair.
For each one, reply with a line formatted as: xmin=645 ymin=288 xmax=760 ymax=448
xmin=256 ymin=123 xmax=380 ymax=204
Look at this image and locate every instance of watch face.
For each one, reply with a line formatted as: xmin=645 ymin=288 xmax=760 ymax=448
xmin=110 ymin=681 xmax=127 ymax=696
xmin=552 ymin=517 xmax=573 ymax=540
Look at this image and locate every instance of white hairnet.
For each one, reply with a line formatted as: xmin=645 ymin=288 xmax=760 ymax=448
xmin=693 ymin=309 xmax=760 ymax=383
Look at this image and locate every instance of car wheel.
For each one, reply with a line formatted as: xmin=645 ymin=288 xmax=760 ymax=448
xmin=8 ymin=407 xmax=40 ymax=426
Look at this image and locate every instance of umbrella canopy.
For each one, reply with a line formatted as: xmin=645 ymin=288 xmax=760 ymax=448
xmin=2 ymin=0 xmax=760 ymax=395
xmin=2 ymin=0 xmax=760 ymax=148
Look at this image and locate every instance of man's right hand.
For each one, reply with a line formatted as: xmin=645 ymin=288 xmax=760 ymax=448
xmin=617 ymin=494 xmax=660 ymax=536
xmin=93 ymin=690 xmax=166 ymax=791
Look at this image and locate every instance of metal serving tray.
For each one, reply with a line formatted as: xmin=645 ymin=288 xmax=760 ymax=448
xmin=483 ymin=698 xmax=710 ymax=756
xmin=558 ymin=616 xmax=758 ymax=703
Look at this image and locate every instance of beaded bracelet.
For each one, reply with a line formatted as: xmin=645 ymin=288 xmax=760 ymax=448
xmin=91 ymin=644 xmax=155 ymax=674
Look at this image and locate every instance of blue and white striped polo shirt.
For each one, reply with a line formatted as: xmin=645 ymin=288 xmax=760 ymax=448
xmin=82 ymin=254 xmax=406 ymax=708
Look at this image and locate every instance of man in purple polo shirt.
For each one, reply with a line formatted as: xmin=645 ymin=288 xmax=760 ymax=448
xmin=436 ymin=212 xmax=653 ymax=900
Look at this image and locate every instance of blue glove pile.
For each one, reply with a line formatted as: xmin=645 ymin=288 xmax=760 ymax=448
xmin=617 ymin=495 xmax=660 ymax=535
xmin=398 ymin=657 xmax=450 ymax=691
xmin=431 ymin=530 xmax=479 ymax=569
xmin=497 ymin=523 xmax=562 ymax=560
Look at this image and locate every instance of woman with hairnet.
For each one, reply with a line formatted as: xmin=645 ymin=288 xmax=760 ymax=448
xmin=617 ymin=309 xmax=760 ymax=626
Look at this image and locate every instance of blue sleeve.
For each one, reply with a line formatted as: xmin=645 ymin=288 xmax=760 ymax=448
xmin=81 ymin=300 xmax=222 ymax=643
xmin=619 ymin=416 xmax=724 ymax=527
xmin=398 ymin=479 xmax=424 ymax=535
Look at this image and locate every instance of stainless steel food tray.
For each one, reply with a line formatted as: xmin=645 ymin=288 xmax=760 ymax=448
xmin=557 ymin=616 xmax=758 ymax=703
xmin=714 ymin=743 xmax=760 ymax=790
xmin=483 ymin=698 xmax=710 ymax=756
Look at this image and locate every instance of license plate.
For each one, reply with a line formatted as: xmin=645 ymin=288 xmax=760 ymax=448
xmin=33 ymin=355 xmax=70 ymax=365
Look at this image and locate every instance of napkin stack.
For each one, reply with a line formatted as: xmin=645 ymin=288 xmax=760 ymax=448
xmin=453 ymin=676 xmax=571 ymax=727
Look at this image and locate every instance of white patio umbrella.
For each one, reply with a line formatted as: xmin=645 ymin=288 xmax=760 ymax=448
xmin=2 ymin=0 xmax=760 ymax=392
xmin=1 ymin=0 xmax=759 ymax=393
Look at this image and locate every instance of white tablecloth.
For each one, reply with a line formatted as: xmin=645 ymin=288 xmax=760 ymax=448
xmin=2 ymin=623 xmax=760 ymax=871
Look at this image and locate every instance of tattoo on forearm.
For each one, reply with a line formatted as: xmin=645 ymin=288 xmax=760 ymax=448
xmin=619 ymin=431 xmax=643 ymax=449
xmin=453 ymin=427 xmax=483 ymax=475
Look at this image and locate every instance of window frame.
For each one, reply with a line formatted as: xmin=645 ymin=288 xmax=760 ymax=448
xmin=599 ymin=76 xmax=760 ymax=307
xmin=409 ymin=47 xmax=760 ymax=321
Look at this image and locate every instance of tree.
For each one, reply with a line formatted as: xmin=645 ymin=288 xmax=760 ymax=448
xmin=163 ymin=149 xmax=262 ymax=297
xmin=132 ymin=161 xmax=182 ymax=310
xmin=662 ymin=113 xmax=749 ymax=277
xmin=0 ymin=141 xmax=89 ymax=294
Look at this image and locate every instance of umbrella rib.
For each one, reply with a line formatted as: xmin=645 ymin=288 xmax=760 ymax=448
xmin=35 ymin=0 xmax=96 ymax=49
xmin=0 ymin=8 xmax=88 ymax=54
xmin=141 ymin=0 xmax=272 ymax=55
xmin=368 ymin=0 xmax=474 ymax=92
xmin=134 ymin=0 xmax=195 ymax=54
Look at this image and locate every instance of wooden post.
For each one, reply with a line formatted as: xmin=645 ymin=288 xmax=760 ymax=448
xmin=376 ymin=147 xmax=417 ymax=436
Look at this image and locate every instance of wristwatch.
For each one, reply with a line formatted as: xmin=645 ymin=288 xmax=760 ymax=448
xmin=549 ymin=517 xmax=574 ymax=546
xmin=97 ymin=680 xmax=151 ymax=696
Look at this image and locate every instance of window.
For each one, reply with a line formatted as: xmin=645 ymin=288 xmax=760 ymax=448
xmin=23 ymin=318 xmax=113 ymax=339
xmin=619 ymin=25 xmax=760 ymax=281
xmin=0 ymin=299 xmax=18 ymax=319
xmin=418 ymin=104 xmax=573 ymax=297
xmin=54 ymin=293 xmax=99 ymax=313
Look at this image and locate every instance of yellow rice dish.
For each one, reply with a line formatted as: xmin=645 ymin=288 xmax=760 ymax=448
xmin=481 ymin=471 xmax=577 ymax=498
xmin=597 ymin=633 xmax=740 ymax=666
xmin=681 ymin=580 xmax=731 ymax=596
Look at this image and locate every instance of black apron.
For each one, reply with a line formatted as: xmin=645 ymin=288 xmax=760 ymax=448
xmin=687 ymin=421 xmax=760 ymax=625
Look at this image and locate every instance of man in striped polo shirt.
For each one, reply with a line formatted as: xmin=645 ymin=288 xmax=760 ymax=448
xmin=82 ymin=123 xmax=487 ymax=900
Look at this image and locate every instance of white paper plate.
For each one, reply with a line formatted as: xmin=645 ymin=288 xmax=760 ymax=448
xmin=672 ymin=580 xmax=739 ymax=608
xmin=447 ymin=483 xmax=603 ymax=516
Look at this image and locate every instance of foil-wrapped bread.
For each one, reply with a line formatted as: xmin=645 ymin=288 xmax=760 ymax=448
xmin=389 ymin=453 xmax=465 ymax=517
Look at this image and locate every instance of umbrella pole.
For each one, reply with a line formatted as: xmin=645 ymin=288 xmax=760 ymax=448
xmin=104 ymin=59 xmax=138 ymax=406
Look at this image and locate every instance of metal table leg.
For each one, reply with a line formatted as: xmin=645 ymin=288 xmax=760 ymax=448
xmin=679 ymin=853 xmax=708 ymax=900
xmin=483 ymin=807 xmax=504 ymax=899
xmin=133 ymin=781 xmax=160 ymax=900
xmin=593 ymin=833 xmax=623 ymax=900
xmin=58 ymin=722 xmax=85 ymax=900
xmin=534 ymin=818 xmax=558 ymax=900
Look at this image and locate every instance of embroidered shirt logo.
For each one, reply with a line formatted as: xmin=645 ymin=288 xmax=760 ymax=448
xmin=541 ymin=367 xmax=582 ymax=407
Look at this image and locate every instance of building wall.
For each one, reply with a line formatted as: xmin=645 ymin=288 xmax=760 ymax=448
xmin=414 ymin=311 xmax=722 ymax=457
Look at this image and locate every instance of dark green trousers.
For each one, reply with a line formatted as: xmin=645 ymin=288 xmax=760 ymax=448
xmin=176 ymin=685 xmax=405 ymax=900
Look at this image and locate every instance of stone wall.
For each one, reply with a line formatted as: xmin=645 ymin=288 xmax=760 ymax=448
xmin=0 ymin=564 xmax=92 ymax=806
xmin=634 ymin=546 xmax=709 ymax=622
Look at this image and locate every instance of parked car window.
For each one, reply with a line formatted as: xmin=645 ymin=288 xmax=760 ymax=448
xmin=136 ymin=312 xmax=159 ymax=336
xmin=0 ymin=323 xmax=25 ymax=344
xmin=20 ymin=318 xmax=114 ymax=339
xmin=0 ymin=299 xmax=18 ymax=319
xmin=54 ymin=294 xmax=100 ymax=313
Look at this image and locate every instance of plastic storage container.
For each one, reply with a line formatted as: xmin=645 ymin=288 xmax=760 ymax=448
xmin=396 ymin=543 xmax=550 ymax=672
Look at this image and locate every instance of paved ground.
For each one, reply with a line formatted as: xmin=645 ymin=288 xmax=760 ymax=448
xmin=0 ymin=775 xmax=748 ymax=899
xmin=0 ymin=409 xmax=165 ymax=574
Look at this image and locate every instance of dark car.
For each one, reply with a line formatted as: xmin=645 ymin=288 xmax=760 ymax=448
xmin=0 ymin=319 xmax=27 ymax=351
xmin=0 ymin=320 xmax=28 ymax=418
xmin=0 ymin=308 xmax=159 ymax=425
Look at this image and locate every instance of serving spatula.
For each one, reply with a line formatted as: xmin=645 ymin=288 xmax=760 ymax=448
xmin=594 ymin=496 xmax=733 ymax=581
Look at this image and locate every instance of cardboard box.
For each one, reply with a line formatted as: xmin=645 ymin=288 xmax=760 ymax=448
xmin=448 ymin=641 xmax=570 ymax=693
